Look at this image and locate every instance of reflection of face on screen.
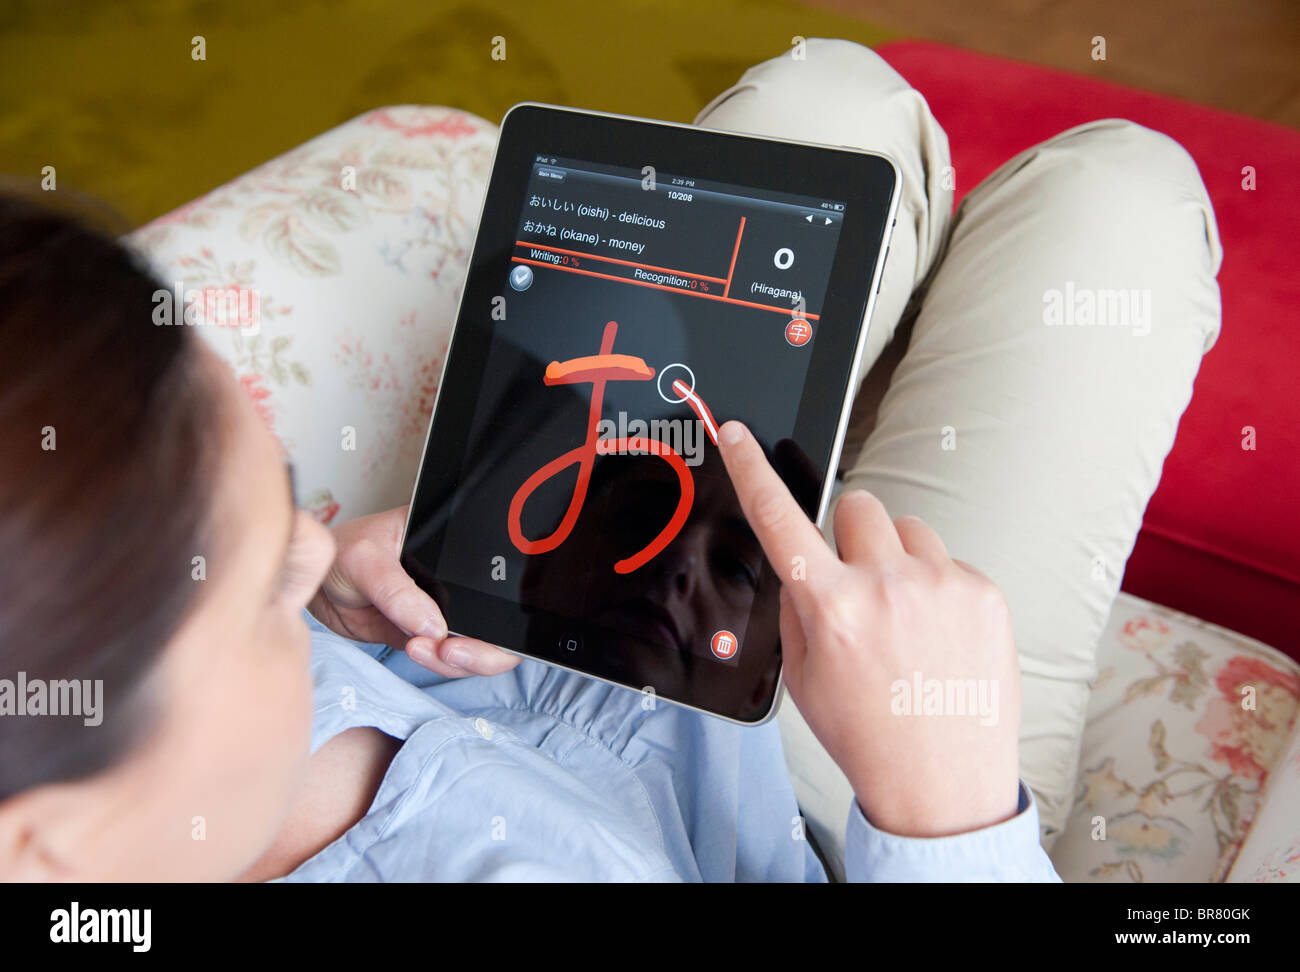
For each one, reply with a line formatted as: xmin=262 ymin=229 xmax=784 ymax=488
xmin=522 ymin=445 xmax=767 ymax=656
xmin=521 ymin=445 xmax=783 ymax=705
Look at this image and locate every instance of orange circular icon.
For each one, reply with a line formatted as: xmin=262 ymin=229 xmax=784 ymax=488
xmin=785 ymin=319 xmax=812 ymax=347
xmin=710 ymin=629 xmax=740 ymax=660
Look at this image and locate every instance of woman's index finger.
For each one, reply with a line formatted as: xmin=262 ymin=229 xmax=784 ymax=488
xmin=716 ymin=421 xmax=838 ymax=593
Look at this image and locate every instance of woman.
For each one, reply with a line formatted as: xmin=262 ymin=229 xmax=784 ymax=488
xmin=0 ymin=40 xmax=1219 ymax=881
xmin=0 ymin=189 xmax=1044 ymax=880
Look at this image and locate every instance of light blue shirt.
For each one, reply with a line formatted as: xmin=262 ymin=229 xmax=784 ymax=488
xmin=279 ymin=615 xmax=1061 ymax=882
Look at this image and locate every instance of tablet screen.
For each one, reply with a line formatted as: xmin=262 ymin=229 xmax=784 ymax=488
xmin=402 ymin=107 xmax=897 ymax=722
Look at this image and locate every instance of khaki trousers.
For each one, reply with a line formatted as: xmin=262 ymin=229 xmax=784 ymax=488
xmin=694 ymin=38 xmax=1223 ymax=846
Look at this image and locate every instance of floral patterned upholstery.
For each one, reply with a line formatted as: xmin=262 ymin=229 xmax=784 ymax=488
xmin=1050 ymin=597 xmax=1300 ymax=882
xmin=1228 ymin=722 xmax=1300 ymax=882
xmin=129 ymin=106 xmax=499 ymax=527
xmin=127 ymin=107 xmax=1300 ymax=882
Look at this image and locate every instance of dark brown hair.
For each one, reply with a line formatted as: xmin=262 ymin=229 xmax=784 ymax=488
xmin=0 ymin=194 xmax=225 ymax=800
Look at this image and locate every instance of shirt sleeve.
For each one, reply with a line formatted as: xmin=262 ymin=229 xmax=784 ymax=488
xmin=843 ymin=780 xmax=1062 ymax=882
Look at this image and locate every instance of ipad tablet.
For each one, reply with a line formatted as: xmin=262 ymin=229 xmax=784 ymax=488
xmin=401 ymin=103 xmax=900 ymax=724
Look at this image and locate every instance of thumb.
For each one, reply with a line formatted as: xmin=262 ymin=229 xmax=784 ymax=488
xmin=777 ymin=585 xmax=808 ymax=698
xmin=331 ymin=539 xmax=446 ymax=641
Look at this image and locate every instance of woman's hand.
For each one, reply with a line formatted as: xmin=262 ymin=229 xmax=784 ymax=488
xmin=308 ymin=506 xmax=521 ymax=678
xmin=716 ymin=421 xmax=1022 ymax=838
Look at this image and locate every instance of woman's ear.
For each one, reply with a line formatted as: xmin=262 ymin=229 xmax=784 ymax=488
xmin=0 ymin=787 xmax=80 ymax=881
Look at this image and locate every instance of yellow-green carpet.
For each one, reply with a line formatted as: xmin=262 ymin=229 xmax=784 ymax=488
xmin=0 ymin=0 xmax=893 ymax=228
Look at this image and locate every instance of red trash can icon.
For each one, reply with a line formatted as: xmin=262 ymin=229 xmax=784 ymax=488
xmin=711 ymin=630 xmax=739 ymax=660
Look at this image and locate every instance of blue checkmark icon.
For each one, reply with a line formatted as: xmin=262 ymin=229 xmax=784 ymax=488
xmin=509 ymin=264 xmax=533 ymax=292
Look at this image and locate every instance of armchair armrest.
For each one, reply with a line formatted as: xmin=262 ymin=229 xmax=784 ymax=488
xmin=126 ymin=106 xmax=498 ymax=525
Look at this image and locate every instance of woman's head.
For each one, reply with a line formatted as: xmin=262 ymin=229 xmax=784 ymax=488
xmin=0 ymin=196 xmax=335 ymax=879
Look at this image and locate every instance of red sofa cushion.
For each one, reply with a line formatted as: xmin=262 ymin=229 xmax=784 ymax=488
xmin=876 ymin=41 xmax=1300 ymax=658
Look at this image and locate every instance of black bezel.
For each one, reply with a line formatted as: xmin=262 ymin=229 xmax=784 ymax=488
xmin=401 ymin=104 xmax=898 ymax=723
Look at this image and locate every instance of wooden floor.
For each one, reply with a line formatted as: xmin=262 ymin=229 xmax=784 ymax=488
xmin=807 ymin=0 xmax=1300 ymax=128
